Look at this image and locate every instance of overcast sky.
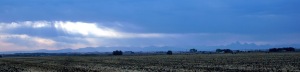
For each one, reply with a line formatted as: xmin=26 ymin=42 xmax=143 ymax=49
xmin=1 ymin=0 xmax=300 ymax=51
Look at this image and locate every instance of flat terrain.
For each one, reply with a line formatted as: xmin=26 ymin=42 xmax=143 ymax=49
xmin=1 ymin=53 xmax=300 ymax=72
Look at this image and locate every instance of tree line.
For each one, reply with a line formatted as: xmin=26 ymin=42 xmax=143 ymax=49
xmin=269 ymin=47 xmax=295 ymax=52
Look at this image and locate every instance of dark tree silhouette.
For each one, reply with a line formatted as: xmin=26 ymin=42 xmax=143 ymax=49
xmin=190 ymin=48 xmax=197 ymax=53
xmin=269 ymin=47 xmax=295 ymax=52
xmin=167 ymin=50 xmax=172 ymax=55
xmin=269 ymin=48 xmax=278 ymax=52
xmin=216 ymin=49 xmax=222 ymax=53
xmin=112 ymin=50 xmax=123 ymax=55
xmin=224 ymin=49 xmax=233 ymax=53
xmin=0 ymin=55 xmax=2 ymax=58
xmin=285 ymin=47 xmax=296 ymax=51
xmin=216 ymin=49 xmax=233 ymax=53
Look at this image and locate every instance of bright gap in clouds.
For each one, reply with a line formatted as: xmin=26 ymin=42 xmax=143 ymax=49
xmin=54 ymin=21 xmax=122 ymax=38
xmin=52 ymin=21 xmax=169 ymax=38
xmin=0 ymin=21 xmax=167 ymax=38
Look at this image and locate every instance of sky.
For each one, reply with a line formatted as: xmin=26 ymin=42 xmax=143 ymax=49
xmin=0 ymin=0 xmax=300 ymax=52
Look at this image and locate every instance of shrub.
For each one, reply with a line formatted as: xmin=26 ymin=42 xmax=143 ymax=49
xmin=190 ymin=48 xmax=197 ymax=53
xmin=113 ymin=50 xmax=123 ymax=55
xmin=167 ymin=50 xmax=172 ymax=55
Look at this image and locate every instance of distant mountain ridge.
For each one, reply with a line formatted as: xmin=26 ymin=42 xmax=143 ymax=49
xmin=1 ymin=42 xmax=300 ymax=54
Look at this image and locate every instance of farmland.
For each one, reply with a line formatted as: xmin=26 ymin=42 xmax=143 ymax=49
xmin=1 ymin=53 xmax=300 ymax=72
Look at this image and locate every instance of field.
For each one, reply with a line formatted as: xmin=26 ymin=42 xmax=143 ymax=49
xmin=1 ymin=53 xmax=300 ymax=72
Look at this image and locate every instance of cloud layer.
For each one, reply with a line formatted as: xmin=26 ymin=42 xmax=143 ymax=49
xmin=0 ymin=21 xmax=180 ymax=51
xmin=1 ymin=21 xmax=175 ymax=38
xmin=1 ymin=21 xmax=300 ymax=52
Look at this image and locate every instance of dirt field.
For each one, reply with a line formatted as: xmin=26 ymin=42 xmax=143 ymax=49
xmin=1 ymin=53 xmax=300 ymax=72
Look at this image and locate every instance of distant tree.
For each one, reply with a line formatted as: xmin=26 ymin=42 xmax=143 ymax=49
xmin=285 ymin=47 xmax=295 ymax=52
xmin=112 ymin=50 xmax=123 ymax=55
xmin=190 ymin=48 xmax=197 ymax=53
xmin=223 ymin=49 xmax=233 ymax=53
xmin=269 ymin=47 xmax=295 ymax=52
xmin=167 ymin=50 xmax=172 ymax=55
xmin=269 ymin=48 xmax=278 ymax=52
xmin=216 ymin=49 xmax=222 ymax=53
xmin=216 ymin=49 xmax=232 ymax=53
xmin=0 ymin=55 xmax=2 ymax=58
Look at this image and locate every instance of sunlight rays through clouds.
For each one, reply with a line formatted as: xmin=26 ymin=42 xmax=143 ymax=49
xmin=0 ymin=21 xmax=177 ymax=51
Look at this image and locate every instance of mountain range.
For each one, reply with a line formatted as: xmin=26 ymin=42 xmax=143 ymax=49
xmin=1 ymin=42 xmax=300 ymax=54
